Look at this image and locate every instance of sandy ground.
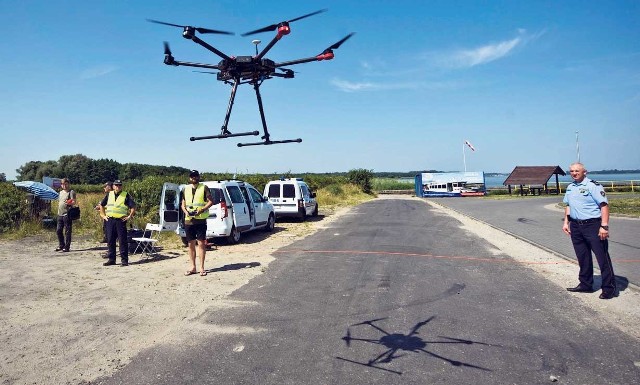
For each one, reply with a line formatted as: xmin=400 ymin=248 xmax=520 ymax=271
xmin=1 ymin=196 xmax=638 ymax=385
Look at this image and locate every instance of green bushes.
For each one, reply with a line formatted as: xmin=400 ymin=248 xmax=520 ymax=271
xmin=347 ymin=169 xmax=374 ymax=194
xmin=0 ymin=183 xmax=28 ymax=233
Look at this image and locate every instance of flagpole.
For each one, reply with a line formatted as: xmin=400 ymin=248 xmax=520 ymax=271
xmin=575 ymin=131 xmax=580 ymax=162
xmin=463 ymin=141 xmax=467 ymax=172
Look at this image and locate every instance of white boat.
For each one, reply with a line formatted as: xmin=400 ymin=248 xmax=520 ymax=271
xmin=415 ymin=172 xmax=486 ymax=197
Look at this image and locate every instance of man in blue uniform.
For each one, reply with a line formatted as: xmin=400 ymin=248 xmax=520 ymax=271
xmin=562 ymin=162 xmax=616 ymax=299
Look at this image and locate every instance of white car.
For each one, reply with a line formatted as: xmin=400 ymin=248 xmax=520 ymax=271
xmin=160 ymin=180 xmax=275 ymax=244
xmin=263 ymin=178 xmax=318 ymax=221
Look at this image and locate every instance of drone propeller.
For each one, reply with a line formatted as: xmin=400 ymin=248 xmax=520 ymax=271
xmin=323 ymin=33 xmax=355 ymax=53
xmin=147 ymin=19 xmax=235 ymax=35
xmin=163 ymin=41 xmax=176 ymax=65
xmin=343 ymin=329 xmax=352 ymax=347
xmin=277 ymin=67 xmax=297 ymax=76
xmin=241 ymin=9 xmax=327 ymax=36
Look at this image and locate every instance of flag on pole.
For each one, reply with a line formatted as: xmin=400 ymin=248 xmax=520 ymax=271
xmin=464 ymin=140 xmax=476 ymax=151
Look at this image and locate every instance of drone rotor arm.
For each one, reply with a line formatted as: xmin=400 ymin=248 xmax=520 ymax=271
xmin=166 ymin=60 xmax=220 ymax=70
xmin=274 ymin=54 xmax=330 ymax=67
xmin=188 ymin=35 xmax=233 ymax=61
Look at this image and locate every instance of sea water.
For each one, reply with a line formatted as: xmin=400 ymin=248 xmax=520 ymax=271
xmin=484 ymin=172 xmax=640 ymax=188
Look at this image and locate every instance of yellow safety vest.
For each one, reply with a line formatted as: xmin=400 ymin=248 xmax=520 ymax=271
xmin=106 ymin=191 xmax=129 ymax=218
xmin=184 ymin=184 xmax=209 ymax=220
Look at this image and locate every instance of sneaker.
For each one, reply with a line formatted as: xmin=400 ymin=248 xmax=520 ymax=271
xmin=103 ymin=260 xmax=116 ymax=266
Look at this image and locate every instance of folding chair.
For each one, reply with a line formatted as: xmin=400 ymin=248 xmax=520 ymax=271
xmin=131 ymin=223 xmax=162 ymax=258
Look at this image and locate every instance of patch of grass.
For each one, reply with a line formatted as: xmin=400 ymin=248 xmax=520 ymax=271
xmin=608 ymin=198 xmax=640 ymax=217
xmin=372 ymin=178 xmax=414 ymax=191
xmin=317 ymin=183 xmax=375 ymax=210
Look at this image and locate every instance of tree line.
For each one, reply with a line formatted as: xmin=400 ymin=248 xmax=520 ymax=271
xmin=13 ymin=154 xmax=430 ymax=185
xmin=15 ymin=154 xmax=191 ymax=185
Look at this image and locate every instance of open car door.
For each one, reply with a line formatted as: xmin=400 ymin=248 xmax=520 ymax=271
xmin=159 ymin=182 xmax=181 ymax=231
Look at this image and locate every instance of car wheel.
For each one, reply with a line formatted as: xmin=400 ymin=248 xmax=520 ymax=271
xmin=227 ymin=226 xmax=241 ymax=244
xmin=264 ymin=213 xmax=275 ymax=232
xmin=312 ymin=203 xmax=318 ymax=217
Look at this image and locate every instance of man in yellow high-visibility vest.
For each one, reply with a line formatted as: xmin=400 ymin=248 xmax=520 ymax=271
xmin=99 ymin=180 xmax=136 ymax=267
xmin=181 ymin=170 xmax=213 ymax=276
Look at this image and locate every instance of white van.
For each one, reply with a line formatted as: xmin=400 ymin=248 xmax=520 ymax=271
xmin=160 ymin=180 xmax=275 ymax=244
xmin=263 ymin=178 xmax=318 ymax=221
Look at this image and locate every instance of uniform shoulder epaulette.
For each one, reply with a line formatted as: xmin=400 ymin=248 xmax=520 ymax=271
xmin=589 ymin=180 xmax=601 ymax=186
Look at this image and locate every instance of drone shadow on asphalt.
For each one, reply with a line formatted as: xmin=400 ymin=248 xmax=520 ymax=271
xmin=336 ymin=316 xmax=499 ymax=375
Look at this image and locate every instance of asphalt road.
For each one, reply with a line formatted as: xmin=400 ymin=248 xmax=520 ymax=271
xmin=97 ymin=198 xmax=640 ymax=384
xmin=431 ymin=195 xmax=640 ymax=288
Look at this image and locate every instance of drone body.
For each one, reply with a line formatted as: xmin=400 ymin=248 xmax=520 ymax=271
xmin=148 ymin=9 xmax=354 ymax=147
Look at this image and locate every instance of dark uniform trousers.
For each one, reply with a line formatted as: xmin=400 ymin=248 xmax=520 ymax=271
xmin=569 ymin=220 xmax=616 ymax=293
xmin=56 ymin=215 xmax=72 ymax=250
xmin=106 ymin=217 xmax=128 ymax=263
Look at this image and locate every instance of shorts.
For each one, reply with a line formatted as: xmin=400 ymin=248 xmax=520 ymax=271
xmin=185 ymin=222 xmax=207 ymax=242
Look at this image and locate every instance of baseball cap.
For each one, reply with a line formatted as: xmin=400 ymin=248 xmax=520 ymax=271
xmin=189 ymin=170 xmax=200 ymax=177
xmin=113 ymin=180 xmax=123 ymax=186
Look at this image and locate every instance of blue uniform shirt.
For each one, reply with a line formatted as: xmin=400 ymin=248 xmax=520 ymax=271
xmin=563 ymin=177 xmax=608 ymax=220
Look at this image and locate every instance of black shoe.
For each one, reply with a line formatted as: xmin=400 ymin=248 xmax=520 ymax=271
xmin=55 ymin=247 xmax=64 ymax=252
xmin=599 ymin=291 xmax=615 ymax=300
xmin=120 ymin=262 xmax=129 ymax=267
xmin=62 ymin=249 xmax=69 ymax=252
xmin=566 ymin=285 xmax=593 ymax=293
xmin=103 ymin=260 xmax=116 ymax=266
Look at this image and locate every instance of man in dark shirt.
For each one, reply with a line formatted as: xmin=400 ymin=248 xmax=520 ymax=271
xmin=181 ymin=170 xmax=213 ymax=276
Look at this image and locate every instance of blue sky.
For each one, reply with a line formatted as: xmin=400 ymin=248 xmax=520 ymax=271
xmin=1 ymin=0 xmax=638 ymax=180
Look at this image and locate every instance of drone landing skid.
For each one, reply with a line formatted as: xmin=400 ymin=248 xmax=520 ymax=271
xmin=237 ymin=138 xmax=302 ymax=147
xmin=189 ymin=131 xmax=259 ymax=141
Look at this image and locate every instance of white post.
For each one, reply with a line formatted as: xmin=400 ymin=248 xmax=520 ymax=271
xmin=463 ymin=141 xmax=467 ymax=172
xmin=575 ymin=131 xmax=580 ymax=162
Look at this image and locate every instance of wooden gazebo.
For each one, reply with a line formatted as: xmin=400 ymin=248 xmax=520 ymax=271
xmin=503 ymin=166 xmax=566 ymax=196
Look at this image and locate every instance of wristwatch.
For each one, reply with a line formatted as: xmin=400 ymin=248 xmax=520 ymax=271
xmin=600 ymin=225 xmax=609 ymax=230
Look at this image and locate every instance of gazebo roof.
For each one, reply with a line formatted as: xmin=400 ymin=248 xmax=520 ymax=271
xmin=503 ymin=166 xmax=566 ymax=186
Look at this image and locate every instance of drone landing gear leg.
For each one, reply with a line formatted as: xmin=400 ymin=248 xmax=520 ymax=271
xmin=237 ymin=82 xmax=302 ymax=147
xmin=190 ymin=78 xmax=259 ymax=141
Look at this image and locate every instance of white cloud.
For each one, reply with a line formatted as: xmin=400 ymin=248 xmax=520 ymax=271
xmin=331 ymin=78 xmax=465 ymax=93
xmin=80 ymin=65 xmax=118 ymax=80
xmin=451 ymin=37 xmax=522 ymax=67
xmin=429 ymin=29 xmax=543 ymax=69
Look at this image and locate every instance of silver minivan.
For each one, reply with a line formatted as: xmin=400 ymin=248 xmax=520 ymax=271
xmin=160 ymin=180 xmax=275 ymax=244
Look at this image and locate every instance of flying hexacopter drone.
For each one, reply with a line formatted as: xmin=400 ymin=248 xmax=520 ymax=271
xmin=148 ymin=9 xmax=354 ymax=147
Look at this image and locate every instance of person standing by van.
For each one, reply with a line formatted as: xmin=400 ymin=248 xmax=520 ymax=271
xmin=181 ymin=170 xmax=213 ymax=276
xmin=55 ymin=178 xmax=76 ymax=252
